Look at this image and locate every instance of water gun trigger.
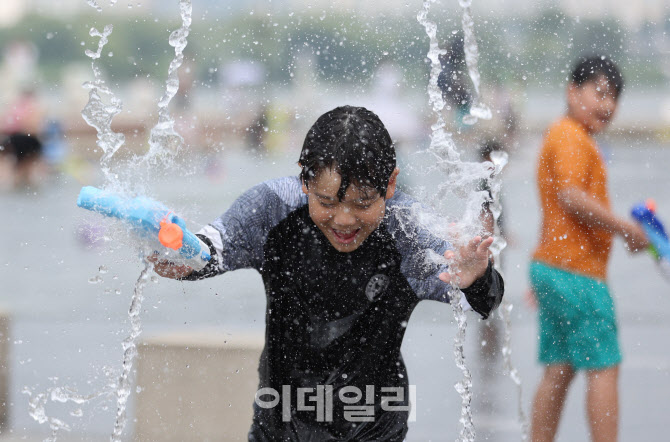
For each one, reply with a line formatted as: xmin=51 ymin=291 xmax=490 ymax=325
xmin=159 ymin=216 xmax=184 ymax=250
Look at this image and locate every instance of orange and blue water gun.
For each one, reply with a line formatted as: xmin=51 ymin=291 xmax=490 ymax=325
xmin=631 ymin=199 xmax=670 ymax=281
xmin=77 ymin=186 xmax=211 ymax=271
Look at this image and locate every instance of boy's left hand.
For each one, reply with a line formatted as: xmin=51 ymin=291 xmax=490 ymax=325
xmin=438 ymin=236 xmax=493 ymax=289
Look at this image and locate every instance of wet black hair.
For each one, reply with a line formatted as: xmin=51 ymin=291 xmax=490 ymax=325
xmin=299 ymin=106 xmax=396 ymax=200
xmin=571 ymin=55 xmax=624 ymax=99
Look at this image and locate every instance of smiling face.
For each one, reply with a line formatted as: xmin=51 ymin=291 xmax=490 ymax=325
xmin=302 ymin=167 xmax=398 ymax=253
xmin=567 ymin=74 xmax=619 ymax=134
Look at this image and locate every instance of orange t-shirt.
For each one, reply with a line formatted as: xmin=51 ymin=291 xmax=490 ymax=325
xmin=532 ymin=116 xmax=613 ymax=281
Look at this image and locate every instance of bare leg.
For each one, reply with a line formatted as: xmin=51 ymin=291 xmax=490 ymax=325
xmin=531 ymin=364 xmax=575 ymax=442
xmin=586 ymin=366 xmax=618 ymax=442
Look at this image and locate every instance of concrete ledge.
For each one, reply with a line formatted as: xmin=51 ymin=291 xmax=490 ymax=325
xmin=134 ymin=329 xmax=264 ymax=442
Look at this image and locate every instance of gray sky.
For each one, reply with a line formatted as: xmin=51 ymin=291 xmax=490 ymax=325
xmin=2 ymin=0 xmax=669 ymax=28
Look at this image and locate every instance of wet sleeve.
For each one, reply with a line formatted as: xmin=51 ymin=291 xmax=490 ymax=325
xmin=181 ymin=177 xmax=305 ymax=280
xmin=385 ymin=192 xmax=504 ymax=318
xmin=460 ymin=261 xmax=504 ymax=319
xmin=383 ymin=192 xmax=452 ymax=303
xmin=385 ymin=192 xmax=468 ymax=306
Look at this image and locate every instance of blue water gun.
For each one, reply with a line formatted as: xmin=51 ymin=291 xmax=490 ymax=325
xmin=631 ymin=199 xmax=670 ymax=281
xmin=77 ymin=186 xmax=211 ymax=271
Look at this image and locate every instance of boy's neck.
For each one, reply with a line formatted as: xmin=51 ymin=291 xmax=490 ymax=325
xmin=565 ymin=111 xmax=593 ymax=135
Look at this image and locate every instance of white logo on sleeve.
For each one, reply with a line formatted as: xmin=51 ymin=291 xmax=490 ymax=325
xmin=365 ymin=274 xmax=390 ymax=301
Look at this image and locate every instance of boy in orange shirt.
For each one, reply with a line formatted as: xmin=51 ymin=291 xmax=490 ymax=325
xmin=529 ymin=56 xmax=649 ymax=442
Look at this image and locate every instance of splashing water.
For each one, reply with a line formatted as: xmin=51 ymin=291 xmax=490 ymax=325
xmin=457 ymin=2 xmax=527 ymax=436
xmin=487 ymin=151 xmax=508 ymax=258
xmin=487 ymin=149 xmax=529 ymax=439
xmin=81 ymin=24 xmax=125 ymax=184
xmin=23 ymin=385 xmax=107 ymax=442
xmin=458 ymin=0 xmax=492 ymax=125
xmin=110 ymin=262 xmax=152 ymax=442
xmin=27 ymin=2 xmax=194 ymax=440
xmin=142 ymin=0 xmax=192 ymax=169
xmin=417 ymin=0 xmax=514 ymax=441
xmin=416 ymin=0 xmax=492 ymax=240
xmin=106 ymin=1 xmax=192 ymax=437
xmin=25 ymin=15 xmax=126 ymax=441
xmin=86 ymin=0 xmax=102 ymax=13
xmin=499 ymin=300 xmax=530 ymax=441
xmin=417 ymin=1 xmax=475 ymax=440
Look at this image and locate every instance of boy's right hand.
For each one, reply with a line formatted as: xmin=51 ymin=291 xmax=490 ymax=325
xmin=147 ymin=254 xmax=194 ymax=279
xmin=621 ymin=221 xmax=649 ymax=253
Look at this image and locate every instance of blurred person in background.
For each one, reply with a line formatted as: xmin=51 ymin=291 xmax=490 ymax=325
xmin=41 ymin=119 xmax=67 ymax=171
xmin=528 ymin=55 xmax=648 ymax=442
xmin=438 ymin=33 xmax=472 ymax=133
xmin=0 ymin=86 xmax=47 ymax=188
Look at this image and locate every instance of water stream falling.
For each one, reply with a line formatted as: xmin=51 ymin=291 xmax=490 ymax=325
xmin=108 ymin=4 xmax=193 ymax=439
xmin=458 ymin=0 xmax=492 ymax=125
xmin=417 ymin=0 xmax=525 ymax=441
xmin=142 ymin=0 xmax=192 ymax=168
xmin=417 ymin=1 xmax=476 ymax=440
xmin=25 ymin=1 xmax=193 ymax=440
xmin=80 ymin=24 xmax=124 ymax=184
xmin=460 ymin=1 xmax=528 ymax=434
xmin=489 ymin=150 xmax=530 ymax=441
xmin=110 ymin=262 xmax=152 ymax=442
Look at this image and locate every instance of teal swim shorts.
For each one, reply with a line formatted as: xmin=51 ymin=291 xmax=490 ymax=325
xmin=529 ymin=261 xmax=621 ymax=370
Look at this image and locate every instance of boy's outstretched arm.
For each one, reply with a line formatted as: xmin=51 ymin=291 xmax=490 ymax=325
xmin=438 ymin=236 xmax=504 ymax=319
xmin=149 ymin=177 xmax=308 ymax=281
xmin=558 ymin=187 xmax=649 ymax=252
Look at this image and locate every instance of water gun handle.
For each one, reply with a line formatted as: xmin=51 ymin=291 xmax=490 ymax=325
xmin=631 ymin=199 xmax=669 ymax=258
xmin=158 ymin=213 xmax=212 ymax=271
xmin=631 ymin=199 xmax=670 ymax=282
xmin=77 ymin=186 xmax=211 ymax=271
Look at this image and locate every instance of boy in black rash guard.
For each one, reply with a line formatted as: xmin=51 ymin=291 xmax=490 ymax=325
xmin=151 ymin=106 xmax=504 ymax=441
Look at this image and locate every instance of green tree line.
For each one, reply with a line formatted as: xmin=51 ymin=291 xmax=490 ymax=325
xmin=1 ymin=10 xmax=666 ymax=90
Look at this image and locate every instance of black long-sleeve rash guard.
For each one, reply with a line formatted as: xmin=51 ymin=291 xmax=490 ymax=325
xmin=184 ymin=176 xmax=504 ymax=441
